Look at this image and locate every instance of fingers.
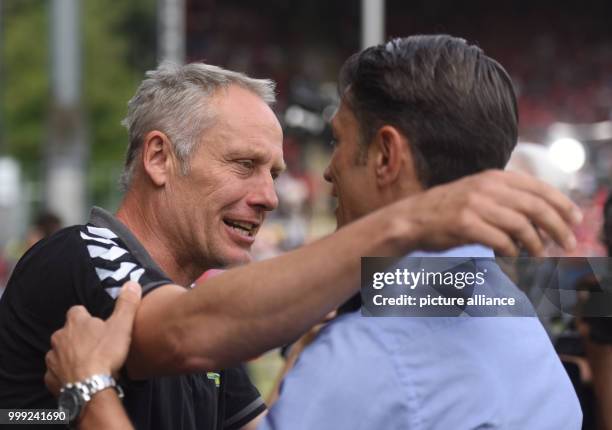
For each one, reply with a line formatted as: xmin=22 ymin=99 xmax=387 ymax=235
xmin=51 ymin=305 xmax=95 ymax=348
xmin=467 ymin=170 xmax=580 ymax=253
xmin=508 ymin=191 xmax=575 ymax=251
xmin=475 ymin=187 xmax=573 ymax=254
xmin=45 ymin=350 xmax=56 ymax=373
xmin=66 ymin=305 xmax=91 ymax=322
xmin=476 ymin=197 xmax=544 ymax=256
xmin=107 ymin=281 xmax=142 ymax=332
xmin=497 ymin=171 xmax=582 ymax=225
xmin=44 ymin=369 xmax=62 ymax=397
xmin=44 ymin=353 xmax=62 ymax=396
xmin=454 ymin=212 xmax=520 ymax=256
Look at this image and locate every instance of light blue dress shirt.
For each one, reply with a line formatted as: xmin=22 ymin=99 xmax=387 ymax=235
xmin=259 ymin=245 xmax=582 ymax=430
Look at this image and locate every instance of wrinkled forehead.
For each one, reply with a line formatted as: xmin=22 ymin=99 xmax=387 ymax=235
xmin=205 ymin=90 xmax=285 ymax=168
xmin=213 ymin=86 xmax=282 ymax=134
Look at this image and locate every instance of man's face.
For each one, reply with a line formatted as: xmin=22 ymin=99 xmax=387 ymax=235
xmin=166 ymin=85 xmax=284 ymax=268
xmin=324 ymin=101 xmax=378 ymax=228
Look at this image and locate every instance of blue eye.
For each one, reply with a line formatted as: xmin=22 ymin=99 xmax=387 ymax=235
xmin=238 ymin=160 xmax=254 ymax=169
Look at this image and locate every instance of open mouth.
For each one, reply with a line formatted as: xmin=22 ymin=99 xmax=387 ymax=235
xmin=223 ymin=218 xmax=259 ymax=238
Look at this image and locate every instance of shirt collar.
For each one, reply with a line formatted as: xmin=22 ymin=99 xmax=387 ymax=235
xmin=407 ymin=244 xmax=495 ymax=259
xmin=88 ymin=206 xmax=170 ymax=280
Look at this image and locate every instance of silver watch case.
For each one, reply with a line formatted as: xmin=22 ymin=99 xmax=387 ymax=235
xmin=58 ymin=374 xmax=124 ymax=423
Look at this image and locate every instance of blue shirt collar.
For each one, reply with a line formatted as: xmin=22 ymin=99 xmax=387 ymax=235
xmin=407 ymin=244 xmax=495 ymax=258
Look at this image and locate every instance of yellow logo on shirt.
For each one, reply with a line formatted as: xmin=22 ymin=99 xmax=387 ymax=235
xmin=206 ymin=372 xmax=221 ymax=387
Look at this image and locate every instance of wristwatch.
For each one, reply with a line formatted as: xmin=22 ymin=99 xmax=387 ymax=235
xmin=58 ymin=374 xmax=124 ymax=423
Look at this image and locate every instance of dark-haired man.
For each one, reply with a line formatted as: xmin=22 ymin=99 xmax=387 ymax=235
xmin=261 ymin=35 xmax=582 ymax=429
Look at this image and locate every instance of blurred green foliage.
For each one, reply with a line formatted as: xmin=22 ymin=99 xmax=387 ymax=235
xmin=1 ymin=0 xmax=156 ymax=207
xmin=2 ymin=0 xmax=48 ymax=172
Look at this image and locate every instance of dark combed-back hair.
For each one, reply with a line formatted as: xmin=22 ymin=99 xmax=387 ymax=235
xmin=338 ymin=34 xmax=518 ymax=188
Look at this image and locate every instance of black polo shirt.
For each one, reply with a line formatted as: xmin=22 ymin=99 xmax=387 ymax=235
xmin=0 ymin=207 xmax=265 ymax=429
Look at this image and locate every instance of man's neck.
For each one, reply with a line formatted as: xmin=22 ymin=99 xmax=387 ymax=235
xmin=115 ymin=193 xmax=202 ymax=286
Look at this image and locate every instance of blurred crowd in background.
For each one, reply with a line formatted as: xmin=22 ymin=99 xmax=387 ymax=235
xmin=1 ymin=0 xmax=612 ymax=427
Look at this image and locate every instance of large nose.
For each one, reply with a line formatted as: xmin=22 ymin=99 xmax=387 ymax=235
xmin=323 ymin=164 xmax=333 ymax=183
xmin=248 ymin=174 xmax=279 ymax=211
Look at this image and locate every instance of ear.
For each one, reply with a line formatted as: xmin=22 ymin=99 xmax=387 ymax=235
xmin=141 ymin=131 xmax=175 ymax=187
xmin=372 ymin=125 xmax=407 ymax=187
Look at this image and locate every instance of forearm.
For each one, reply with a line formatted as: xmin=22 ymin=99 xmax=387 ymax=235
xmin=129 ymin=203 xmax=413 ymax=376
xmin=78 ymin=390 xmax=133 ymax=430
xmin=179 ymin=212 xmax=407 ymax=367
xmin=129 ymin=169 xmax=581 ymax=377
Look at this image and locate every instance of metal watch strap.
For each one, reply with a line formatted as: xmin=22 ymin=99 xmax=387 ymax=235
xmin=78 ymin=374 xmax=124 ymax=401
xmin=60 ymin=374 xmax=124 ymax=423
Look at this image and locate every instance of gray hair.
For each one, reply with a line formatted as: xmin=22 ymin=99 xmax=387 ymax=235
xmin=120 ymin=62 xmax=276 ymax=190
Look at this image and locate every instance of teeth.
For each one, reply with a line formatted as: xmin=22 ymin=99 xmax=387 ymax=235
xmin=233 ymin=221 xmax=254 ymax=230
xmin=230 ymin=225 xmax=251 ymax=236
xmin=226 ymin=220 xmax=257 ymax=237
